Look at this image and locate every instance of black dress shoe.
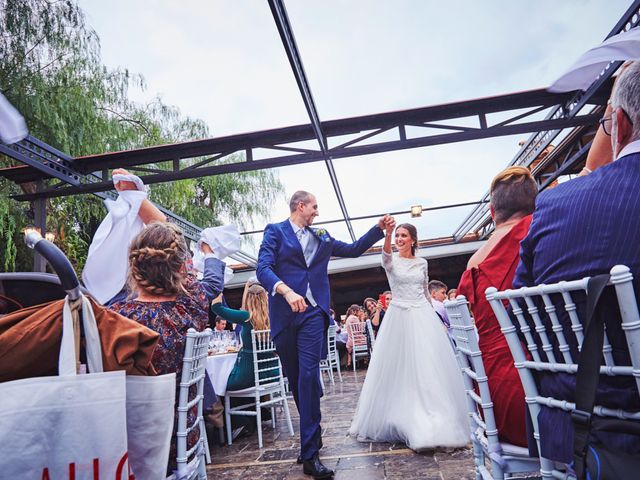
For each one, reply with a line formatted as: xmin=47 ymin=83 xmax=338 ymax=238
xmin=297 ymin=438 xmax=323 ymax=464
xmin=302 ymin=454 xmax=334 ymax=479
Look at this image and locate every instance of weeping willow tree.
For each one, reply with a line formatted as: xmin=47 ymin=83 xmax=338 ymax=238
xmin=0 ymin=0 xmax=282 ymax=271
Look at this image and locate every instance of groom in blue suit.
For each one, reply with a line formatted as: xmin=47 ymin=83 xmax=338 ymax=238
xmin=257 ymin=190 xmax=392 ymax=478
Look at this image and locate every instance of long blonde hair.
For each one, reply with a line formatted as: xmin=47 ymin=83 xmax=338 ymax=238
xmin=242 ymin=283 xmax=270 ymax=330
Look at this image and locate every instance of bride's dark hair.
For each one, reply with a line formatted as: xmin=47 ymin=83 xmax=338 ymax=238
xmin=396 ymin=223 xmax=418 ymax=255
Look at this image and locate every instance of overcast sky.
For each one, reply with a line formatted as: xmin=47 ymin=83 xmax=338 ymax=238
xmin=77 ymin=0 xmax=631 ymax=254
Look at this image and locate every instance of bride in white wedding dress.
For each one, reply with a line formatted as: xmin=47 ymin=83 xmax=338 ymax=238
xmin=349 ymin=223 xmax=469 ymax=451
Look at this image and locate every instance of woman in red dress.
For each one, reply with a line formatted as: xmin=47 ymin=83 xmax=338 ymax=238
xmin=457 ymin=166 xmax=538 ymax=447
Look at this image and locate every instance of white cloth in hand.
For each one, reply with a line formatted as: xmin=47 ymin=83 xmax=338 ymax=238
xmin=549 ymin=27 xmax=640 ymax=93
xmin=82 ymin=190 xmax=147 ymax=303
xmin=197 ymin=224 xmax=241 ymax=260
xmin=0 ymin=93 xmax=28 ymax=144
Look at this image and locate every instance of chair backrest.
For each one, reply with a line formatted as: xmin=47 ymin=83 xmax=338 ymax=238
xmin=445 ymin=296 xmax=506 ymax=475
xmin=349 ymin=320 xmax=367 ymax=341
xmin=365 ymin=319 xmax=375 ymax=348
xmin=251 ymin=329 xmax=283 ymax=388
xmin=176 ymin=328 xmax=213 ymax=476
xmin=327 ymin=324 xmax=337 ymax=355
xmin=486 ymin=265 xmax=640 ymax=468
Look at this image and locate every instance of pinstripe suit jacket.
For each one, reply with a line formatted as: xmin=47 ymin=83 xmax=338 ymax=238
xmin=513 ymin=151 xmax=640 ymax=462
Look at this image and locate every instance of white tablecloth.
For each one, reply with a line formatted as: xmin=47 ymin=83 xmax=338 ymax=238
xmin=206 ymin=352 xmax=238 ymax=397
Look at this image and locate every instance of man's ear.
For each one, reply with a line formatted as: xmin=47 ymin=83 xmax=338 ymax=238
xmin=616 ymin=107 xmax=634 ymax=148
xmin=489 ymin=204 xmax=495 ymax=220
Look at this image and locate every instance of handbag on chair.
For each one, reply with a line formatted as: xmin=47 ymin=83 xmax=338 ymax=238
xmin=572 ymin=275 xmax=640 ymax=480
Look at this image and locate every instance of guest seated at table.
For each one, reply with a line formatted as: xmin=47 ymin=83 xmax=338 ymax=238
xmin=457 ymin=165 xmax=537 ymax=447
xmin=219 ymin=284 xmax=278 ymax=391
xmin=213 ymin=315 xmax=227 ymax=332
xmin=109 ymin=221 xmax=212 ymax=476
xmin=212 ymin=283 xmax=279 ymax=435
xmin=345 ymin=305 xmax=367 ymax=368
xmin=334 ymin=314 xmax=349 ymax=365
xmin=363 ymin=297 xmax=384 ymax=337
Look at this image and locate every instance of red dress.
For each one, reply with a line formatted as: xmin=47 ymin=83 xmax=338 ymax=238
xmin=457 ymin=215 xmax=532 ymax=447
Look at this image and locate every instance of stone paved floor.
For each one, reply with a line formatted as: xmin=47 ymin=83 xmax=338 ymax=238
xmin=206 ymin=368 xmax=478 ymax=479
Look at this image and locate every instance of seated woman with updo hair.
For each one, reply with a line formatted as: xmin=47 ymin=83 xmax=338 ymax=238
xmin=457 ymin=166 xmax=538 ymax=447
xmin=109 ymin=221 xmax=210 ymax=475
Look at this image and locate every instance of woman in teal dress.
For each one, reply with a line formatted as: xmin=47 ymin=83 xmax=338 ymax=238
xmin=210 ymin=283 xmax=278 ymax=433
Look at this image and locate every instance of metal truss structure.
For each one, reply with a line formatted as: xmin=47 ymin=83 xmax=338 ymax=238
xmin=1 ymin=0 xmax=639 ymax=267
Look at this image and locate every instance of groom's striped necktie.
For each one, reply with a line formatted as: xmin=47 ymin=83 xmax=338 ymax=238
xmin=297 ymin=228 xmax=316 ymax=266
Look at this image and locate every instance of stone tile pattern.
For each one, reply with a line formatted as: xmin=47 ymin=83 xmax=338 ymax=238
xmin=206 ymin=368 xmax=481 ymax=479
xmin=207 ymin=370 xmax=475 ymax=480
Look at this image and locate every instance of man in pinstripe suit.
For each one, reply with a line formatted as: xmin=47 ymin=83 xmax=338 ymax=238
xmin=513 ymin=62 xmax=640 ymax=464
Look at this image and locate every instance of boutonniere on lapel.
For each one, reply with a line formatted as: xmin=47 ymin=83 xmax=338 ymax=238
xmin=313 ymin=228 xmax=332 ymax=243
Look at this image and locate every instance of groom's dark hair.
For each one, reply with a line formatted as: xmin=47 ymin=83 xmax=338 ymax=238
xmin=289 ymin=190 xmax=314 ymax=212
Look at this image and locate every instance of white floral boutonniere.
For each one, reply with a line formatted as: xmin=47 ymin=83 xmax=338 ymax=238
xmin=314 ymin=228 xmax=331 ymax=242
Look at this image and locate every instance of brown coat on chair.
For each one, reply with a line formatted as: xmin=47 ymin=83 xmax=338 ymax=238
xmin=0 ymin=296 xmax=159 ymax=382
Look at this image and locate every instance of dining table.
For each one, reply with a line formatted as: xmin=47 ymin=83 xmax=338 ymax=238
xmin=205 ymin=351 xmax=238 ymax=397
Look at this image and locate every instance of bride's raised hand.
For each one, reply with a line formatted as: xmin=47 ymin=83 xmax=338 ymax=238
xmin=384 ymin=217 xmax=395 ymax=236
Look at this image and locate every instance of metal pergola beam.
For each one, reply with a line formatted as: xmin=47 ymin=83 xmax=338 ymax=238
xmin=7 ymin=87 xmax=608 ymax=201
xmin=268 ymin=0 xmax=355 ymax=240
xmin=0 ymin=135 xmax=258 ymax=265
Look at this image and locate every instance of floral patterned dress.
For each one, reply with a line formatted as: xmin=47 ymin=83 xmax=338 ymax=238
xmin=110 ymin=291 xmax=209 ymax=475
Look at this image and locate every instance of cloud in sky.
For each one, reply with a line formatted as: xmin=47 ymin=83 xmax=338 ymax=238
xmin=78 ymin=0 xmax=631 ymax=253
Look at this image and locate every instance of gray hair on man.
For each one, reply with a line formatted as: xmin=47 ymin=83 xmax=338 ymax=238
xmin=289 ymin=190 xmax=314 ymax=213
xmin=611 ymin=61 xmax=640 ymax=141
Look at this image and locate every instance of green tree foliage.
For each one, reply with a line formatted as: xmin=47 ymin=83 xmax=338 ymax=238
xmin=0 ymin=0 xmax=282 ymax=272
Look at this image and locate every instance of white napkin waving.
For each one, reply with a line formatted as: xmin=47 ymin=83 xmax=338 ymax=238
xmin=549 ymin=27 xmax=640 ymax=93
xmin=0 ymin=93 xmax=28 ymax=144
xmin=191 ymin=225 xmax=241 ymax=285
xmin=197 ymin=224 xmax=241 ymax=259
xmin=82 ymin=190 xmax=147 ymax=304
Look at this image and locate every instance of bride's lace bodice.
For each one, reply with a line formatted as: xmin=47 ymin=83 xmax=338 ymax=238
xmin=382 ymin=250 xmax=430 ymax=308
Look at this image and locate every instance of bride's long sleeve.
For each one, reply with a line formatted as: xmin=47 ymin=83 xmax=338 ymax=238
xmin=423 ymin=259 xmax=433 ymax=305
xmin=381 ymin=249 xmax=393 ymax=272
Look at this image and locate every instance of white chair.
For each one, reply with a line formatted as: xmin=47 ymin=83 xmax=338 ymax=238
xmin=348 ymin=321 xmax=369 ymax=371
xmin=320 ymin=324 xmax=342 ymax=387
xmin=327 ymin=324 xmax=342 ymax=383
xmin=173 ymin=328 xmax=213 ymax=480
xmin=445 ymin=297 xmax=540 ymax=479
xmin=486 ymin=265 xmax=640 ymax=480
xmin=366 ymin=319 xmax=376 ymax=350
xmin=224 ymin=329 xmax=294 ymax=448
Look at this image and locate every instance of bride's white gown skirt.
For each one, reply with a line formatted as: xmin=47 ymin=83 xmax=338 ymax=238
xmin=349 ymin=300 xmax=469 ymax=451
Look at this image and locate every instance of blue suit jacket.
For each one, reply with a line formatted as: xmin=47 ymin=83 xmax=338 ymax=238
xmin=513 ymin=151 xmax=640 ymax=462
xmin=257 ymin=221 xmax=384 ymax=339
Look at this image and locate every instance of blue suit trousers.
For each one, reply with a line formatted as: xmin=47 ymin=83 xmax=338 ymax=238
xmin=274 ymin=305 xmax=327 ymax=460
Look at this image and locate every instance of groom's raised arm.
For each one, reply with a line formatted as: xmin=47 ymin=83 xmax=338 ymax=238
xmin=331 ymin=224 xmax=385 ymax=258
xmin=256 ymin=223 xmax=281 ymax=294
